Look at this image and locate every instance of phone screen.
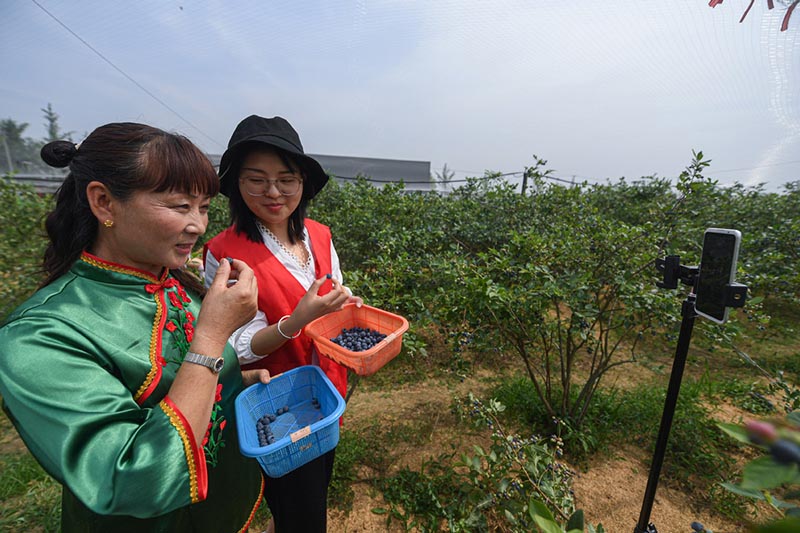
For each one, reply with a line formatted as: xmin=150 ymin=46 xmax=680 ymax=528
xmin=694 ymin=229 xmax=741 ymax=324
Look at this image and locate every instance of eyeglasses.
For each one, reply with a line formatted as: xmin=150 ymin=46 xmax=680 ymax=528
xmin=240 ymin=176 xmax=303 ymax=197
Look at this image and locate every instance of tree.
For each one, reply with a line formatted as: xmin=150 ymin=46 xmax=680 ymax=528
xmin=434 ymin=163 xmax=455 ymax=192
xmin=0 ymin=119 xmax=42 ymax=173
xmin=41 ymin=103 xmax=74 ymax=142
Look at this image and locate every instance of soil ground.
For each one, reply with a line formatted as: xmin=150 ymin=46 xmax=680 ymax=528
xmin=323 ymin=354 xmax=776 ymax=533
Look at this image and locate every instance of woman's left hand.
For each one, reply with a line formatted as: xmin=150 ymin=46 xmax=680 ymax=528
xmin=242 ymin=369 xmax=271 ymax=387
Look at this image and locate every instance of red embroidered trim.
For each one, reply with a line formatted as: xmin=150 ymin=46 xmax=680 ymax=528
xmin=80 ymin=251 xmax=164 ymax=282
xmin=134 ymin=289 xmax=166 ymax=404
xmin=238 ymin=476 xmax=265 ymax=533
xmin=161 ymin=396 xmax=208 ymax=503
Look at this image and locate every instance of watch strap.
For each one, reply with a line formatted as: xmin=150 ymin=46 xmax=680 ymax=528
xmin=184 ymin=351 xmax=224 ymax=373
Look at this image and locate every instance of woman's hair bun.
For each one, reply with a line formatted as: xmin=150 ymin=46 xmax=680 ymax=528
xmin=40 ymin=140 xmax=78 ymax=168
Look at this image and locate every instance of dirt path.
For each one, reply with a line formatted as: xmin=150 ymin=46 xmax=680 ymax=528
xmin=327 ymin=366 xmax=758 ymax=533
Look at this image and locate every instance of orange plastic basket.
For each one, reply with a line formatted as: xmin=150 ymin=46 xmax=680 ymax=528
xmin=304 ymin=304 xmax=409 ymax=376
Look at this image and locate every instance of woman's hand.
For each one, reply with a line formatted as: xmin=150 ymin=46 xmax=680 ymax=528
xmin=242 ymin=369 xmax=271 ymax=387
xmin=193 ymin=258 xmax=258 ymax=347
xmin=346 ymin=294 xmax=364 ymax=308
xmin=291 ymin=275 xmax=351 ymax=326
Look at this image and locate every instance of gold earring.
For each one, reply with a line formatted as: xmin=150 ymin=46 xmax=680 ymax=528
xmin=103 ymin=220 xmax=114 ymax=228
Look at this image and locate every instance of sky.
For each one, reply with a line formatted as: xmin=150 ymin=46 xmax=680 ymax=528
xmin=2 ymin=0 xmax=799 ymax=191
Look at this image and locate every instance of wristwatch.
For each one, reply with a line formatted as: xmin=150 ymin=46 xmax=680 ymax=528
xmin=184 ymin=351 xmax=225 ymax=374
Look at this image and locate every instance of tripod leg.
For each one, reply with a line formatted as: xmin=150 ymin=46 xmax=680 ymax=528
xmin=634 ymin=296 xmax=697 ymax=533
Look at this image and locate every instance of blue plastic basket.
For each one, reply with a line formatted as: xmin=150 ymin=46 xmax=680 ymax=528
xmin=235 ymin=365 xmax=346 ymax=478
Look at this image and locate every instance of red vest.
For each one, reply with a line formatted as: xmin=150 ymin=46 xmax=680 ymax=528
xmin=204 ymin=219 xmax=347 ymax=398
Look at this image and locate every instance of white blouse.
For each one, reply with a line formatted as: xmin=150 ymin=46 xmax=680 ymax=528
xmin=204 ymin=224 xmax=347 ymax=364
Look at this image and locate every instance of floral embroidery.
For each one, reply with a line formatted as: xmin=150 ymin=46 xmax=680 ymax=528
xmin=183 ymin=322 xmax=194 ymax=343
xmin=203 ymin=384 xmax=227 ymax=467
xmin=177 ymin=285 xmax=191 ymax=303
xmin=159 ymin=278 xmax=227 ymax=467
xmin=168 ymin=292 xmax=183 ymax=309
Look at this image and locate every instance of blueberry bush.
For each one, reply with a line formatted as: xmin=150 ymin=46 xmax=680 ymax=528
xmin=375 ymin=394 xmax=605 ymax=532
xmin=0 ymin=177 xmax=52 ymax=320
xmin=2 ymin=152 xmax=798 ymax=530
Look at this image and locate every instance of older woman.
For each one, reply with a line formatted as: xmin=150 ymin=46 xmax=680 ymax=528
xmin=0 ymin=122 xmax=269 ymax=532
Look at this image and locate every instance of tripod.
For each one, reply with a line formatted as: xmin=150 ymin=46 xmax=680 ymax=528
xmin=634 ymin=255 xmax=746 ymax=533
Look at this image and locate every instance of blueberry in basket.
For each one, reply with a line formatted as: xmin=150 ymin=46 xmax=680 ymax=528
xmin=330 ymin=326 xmax=387 ymax=352
xmin=256 ymin=413 xmax=277 ymax=446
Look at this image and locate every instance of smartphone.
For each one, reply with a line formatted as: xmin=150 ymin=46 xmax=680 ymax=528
xmin=694 ymin=228 xmax=742 ymax=324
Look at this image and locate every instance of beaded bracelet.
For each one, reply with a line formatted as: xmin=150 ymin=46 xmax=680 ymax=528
xmin=277 ymin=315 xmax=301 ymax=339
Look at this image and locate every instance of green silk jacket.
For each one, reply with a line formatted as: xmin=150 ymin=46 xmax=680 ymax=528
xmin=0 ymin=252 xmax=263 ymax=532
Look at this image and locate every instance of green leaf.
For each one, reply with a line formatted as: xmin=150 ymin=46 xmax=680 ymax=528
xmin=566 ymin=509 xmax=585 ymax=531
xmin=533 ymin=515 xmax=567 ymax=533
xmin=752 ymin=516 xmax=800 ymax=533
xmin=505 ymin=509 xmax=517 ymax=524
xmin=720 ymin=482 xmax=766 ymax=500
xmin=528 ymin=497 xmax=556 ymax=521
xmin=717 ymin=422 xmax=752 ymax=445
xmin=741 ymin=456 xmax=800 ymax=491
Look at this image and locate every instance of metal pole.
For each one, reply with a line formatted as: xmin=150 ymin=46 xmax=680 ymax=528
xmin=634 ymin=293 xmax=697 ymax=533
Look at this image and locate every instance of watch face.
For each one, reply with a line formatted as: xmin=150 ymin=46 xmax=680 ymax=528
xmin=213 ymin=357 xmax=225 ymax=373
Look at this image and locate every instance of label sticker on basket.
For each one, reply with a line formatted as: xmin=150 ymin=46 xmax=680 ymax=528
xmin=290 ymin=426 xmax=311 ymax=442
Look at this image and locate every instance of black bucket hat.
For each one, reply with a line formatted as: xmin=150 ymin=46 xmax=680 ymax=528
xmin=218 ymin=115 xmax=329 ymax=198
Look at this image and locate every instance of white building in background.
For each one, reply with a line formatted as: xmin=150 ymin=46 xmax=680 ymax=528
xmin=8 ymin=153 xmax=434 ymax=194
xmin=207 ymin=153 xmax=434 ymax=193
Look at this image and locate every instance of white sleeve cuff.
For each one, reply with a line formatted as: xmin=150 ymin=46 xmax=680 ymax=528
xmin=229 ymin=310 xmax=270 ymax=364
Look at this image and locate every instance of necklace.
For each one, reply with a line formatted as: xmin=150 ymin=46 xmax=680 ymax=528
xmin=256 ymin=221 xmax=313 ymax=271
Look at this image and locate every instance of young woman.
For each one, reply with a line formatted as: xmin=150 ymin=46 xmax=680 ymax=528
xmin=0 ymin=122 xmax=269 ymax=532
xmin=204 ymin=115 xmax=361 ymax=532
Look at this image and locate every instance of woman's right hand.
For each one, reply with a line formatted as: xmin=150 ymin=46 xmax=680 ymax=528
xmin=193 ymin=258 xmax=258 ymax=346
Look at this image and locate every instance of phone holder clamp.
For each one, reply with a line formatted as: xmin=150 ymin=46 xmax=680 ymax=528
xmin=655 ymin=255 xmax=698 ymax=289
xmin=724 ymin=282 xmax=748 ymax=308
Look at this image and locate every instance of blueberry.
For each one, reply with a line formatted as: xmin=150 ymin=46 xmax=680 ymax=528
xmin=691 ymin=521 xmax=704 ymax=532
xmin=770 ymin=439 xmax=800 ymax=465
xmin=331 ymin=326 xmax=386 ymax=351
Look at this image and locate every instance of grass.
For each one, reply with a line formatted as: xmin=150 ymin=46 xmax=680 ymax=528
xmin=0 ymin=448 xmax=60 ymax=532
